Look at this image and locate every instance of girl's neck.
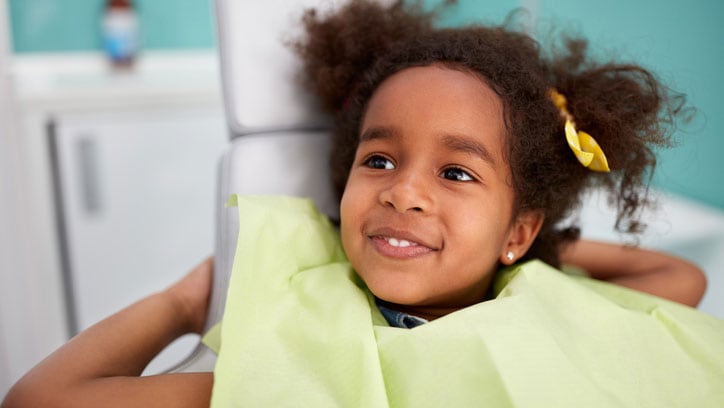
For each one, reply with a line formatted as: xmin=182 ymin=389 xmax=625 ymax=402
xmin=375 ymin=299 xmax=462 ymax=322
xmin=375 ymin=279 xmax=498 ymax=322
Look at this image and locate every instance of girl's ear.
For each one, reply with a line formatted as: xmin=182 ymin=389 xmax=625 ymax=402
xmin=499 ymin=210 xmax=544 ymax=265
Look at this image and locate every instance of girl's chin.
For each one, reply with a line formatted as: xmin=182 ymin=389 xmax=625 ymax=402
xmin=368 ymin=285 xmax=436 ymax=309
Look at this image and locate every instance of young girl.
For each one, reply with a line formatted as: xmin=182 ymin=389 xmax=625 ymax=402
xmin=3 ymin=0 xmax=717 ymax=406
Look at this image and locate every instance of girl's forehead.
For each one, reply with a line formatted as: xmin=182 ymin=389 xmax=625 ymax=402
xmin=365 ymin=65 xmax=502 ymax=120
xmin=362 ymin=65 xmax=505 ymax=145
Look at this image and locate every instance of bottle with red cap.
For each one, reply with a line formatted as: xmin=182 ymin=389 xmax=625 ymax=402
xmin=101 ymin=0 xmax=139 ymax=68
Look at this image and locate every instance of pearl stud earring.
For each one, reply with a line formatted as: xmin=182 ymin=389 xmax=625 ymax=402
xmin=505 ymin=251 xmax=514 ymax=262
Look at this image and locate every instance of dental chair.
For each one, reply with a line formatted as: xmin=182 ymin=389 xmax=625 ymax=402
xmin=168 ymin=0 xmax=724 ymax=375
xmin=166 ymin=0 xmax=342 ymax=373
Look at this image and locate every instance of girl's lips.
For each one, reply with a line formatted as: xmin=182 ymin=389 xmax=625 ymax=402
xmin=366 ymin=227 xmax=439 ymax=259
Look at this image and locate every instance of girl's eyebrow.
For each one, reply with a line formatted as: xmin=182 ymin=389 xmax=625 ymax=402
xmin=441 ymin=134 xmax=497 ymax=168
xmin=359 ymin=126 xmax=399 ymax=143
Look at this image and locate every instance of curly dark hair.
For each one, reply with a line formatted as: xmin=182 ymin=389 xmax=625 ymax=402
xmin=293 ymin=0 xmax=684 ymax=267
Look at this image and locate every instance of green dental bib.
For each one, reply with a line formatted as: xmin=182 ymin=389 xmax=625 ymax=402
xmin=209 ymin=195 xmax=724 ymax=407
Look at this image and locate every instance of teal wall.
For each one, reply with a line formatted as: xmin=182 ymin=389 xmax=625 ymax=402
xmin=432 ymin=0 xmax=724 ymax=210
xmin=8 ymin=0 xmax=215 ymax=52
xmin=8 ymin=0 xmax=724 ymax=209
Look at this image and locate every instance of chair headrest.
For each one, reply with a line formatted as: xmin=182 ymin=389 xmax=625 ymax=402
xmin=215 ymin=0 xmax=351 ymax=134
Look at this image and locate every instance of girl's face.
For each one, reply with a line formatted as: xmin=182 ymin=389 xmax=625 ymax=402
xmin=340 ymin=65 xmax=541 ymax=320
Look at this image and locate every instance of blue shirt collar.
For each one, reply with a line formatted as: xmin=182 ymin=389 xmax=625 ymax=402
xmin=376 ymin=301 xmax=428 ymax=329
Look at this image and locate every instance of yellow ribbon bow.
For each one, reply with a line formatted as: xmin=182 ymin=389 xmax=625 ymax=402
xmin=549 ymin=89 xmax=610 ymax=172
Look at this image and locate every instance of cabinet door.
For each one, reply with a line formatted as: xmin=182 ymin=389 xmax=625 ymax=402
xmin=51 ymin=105 xmax=226 ymax=373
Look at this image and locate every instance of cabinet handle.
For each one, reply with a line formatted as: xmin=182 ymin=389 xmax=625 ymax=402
xmin=76 ymin=136 xmax=103 ymax=215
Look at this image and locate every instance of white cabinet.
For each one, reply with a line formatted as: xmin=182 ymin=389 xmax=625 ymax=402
xmin=51 ymin=105 xmax=226 ymax=373
xmin=4 ymin=51 xmax=227 ymax=384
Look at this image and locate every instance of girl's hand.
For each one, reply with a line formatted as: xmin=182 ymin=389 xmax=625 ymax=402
xmin=165 ymin=257 xmax=214 ymax=334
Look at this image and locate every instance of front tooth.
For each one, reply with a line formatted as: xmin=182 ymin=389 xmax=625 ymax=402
xmin=388 ymin=238 xmax=400 ymax=247
xmin=398 ymin=240 xmax=411 ymax=247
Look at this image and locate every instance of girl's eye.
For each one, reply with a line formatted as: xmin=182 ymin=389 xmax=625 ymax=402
xmin=441 ymin=167 xmax=474 ymax=182
xmin=365 ymin=155 xmax=395 ymax=170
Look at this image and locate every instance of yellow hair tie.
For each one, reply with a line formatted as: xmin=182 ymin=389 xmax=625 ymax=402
xmin=549 ymin=89 xmax=610 ymax=172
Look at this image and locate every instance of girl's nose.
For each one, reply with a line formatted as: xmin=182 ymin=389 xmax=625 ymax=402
xmin=378 ymin=170 xmax=432 ymax=213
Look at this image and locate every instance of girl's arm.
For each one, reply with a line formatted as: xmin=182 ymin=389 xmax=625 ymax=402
xmin=561 ymin=240 xmax=707 ymax=307
xmin=2 ymin=258 xmax=215 ymax=408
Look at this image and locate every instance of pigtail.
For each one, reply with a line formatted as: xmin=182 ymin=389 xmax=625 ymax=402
xmin=547 ymin=38 xmax=680 ymax=239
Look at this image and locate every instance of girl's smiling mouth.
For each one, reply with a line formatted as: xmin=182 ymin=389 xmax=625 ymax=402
xmin=366 ymin=228 xmax=439 ymax=259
